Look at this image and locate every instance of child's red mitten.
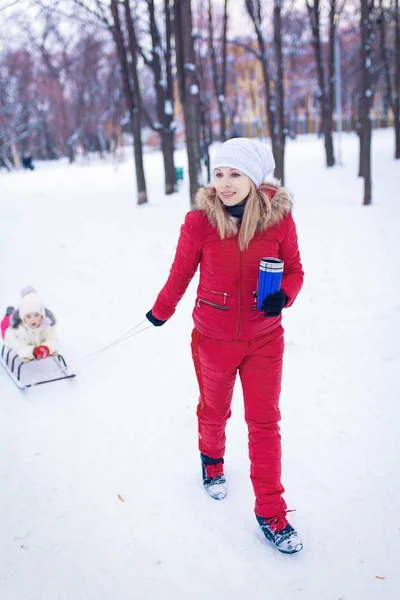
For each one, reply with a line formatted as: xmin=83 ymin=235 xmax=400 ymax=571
xmin=33 ymin=345 xmax=50 ymax=359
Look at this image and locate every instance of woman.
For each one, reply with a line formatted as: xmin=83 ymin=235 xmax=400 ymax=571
xmin=146 ymin=138 xmax=304 ymax=554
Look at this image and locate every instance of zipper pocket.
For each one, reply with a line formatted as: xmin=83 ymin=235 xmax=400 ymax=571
xmin=197 ymin=299 xmax=229 ymax=311
xmin=200 ymin=286 xmax=230 ymax=305
xmin=250 ymin=290 xmax=258 ymax=309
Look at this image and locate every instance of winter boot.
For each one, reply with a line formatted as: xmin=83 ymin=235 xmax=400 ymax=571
xmin=201 ymin=453 xmax=227 ymax=500
xmin=256 ymin=514 xmax=303 ymax=554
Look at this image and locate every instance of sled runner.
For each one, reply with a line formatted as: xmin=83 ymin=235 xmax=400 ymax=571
xmin=0 ymin=343 xmax=76 ymax=390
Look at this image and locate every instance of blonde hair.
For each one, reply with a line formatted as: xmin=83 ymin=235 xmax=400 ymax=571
xmin=211 ymin=182 xmax=274 ymax=251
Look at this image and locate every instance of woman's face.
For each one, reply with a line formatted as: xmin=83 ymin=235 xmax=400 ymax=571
xmin=24 ymin=313 xmax=42 ymax=328
xmin=213 ymin=167 xmax=252 ymax=206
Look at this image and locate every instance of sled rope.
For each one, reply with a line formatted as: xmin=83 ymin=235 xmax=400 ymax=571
xmin=82 ymin=319 xmax=152 ymax=364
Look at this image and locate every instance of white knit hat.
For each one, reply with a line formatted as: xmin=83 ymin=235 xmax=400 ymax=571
xmin=211 ymin=138 xmax=275 ymax=187
xmin=19 ymin=286 xmax=45 ymax=319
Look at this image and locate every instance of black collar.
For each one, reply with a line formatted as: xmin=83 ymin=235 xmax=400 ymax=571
xmin=224 ymin=203 xmax=245 ymax=223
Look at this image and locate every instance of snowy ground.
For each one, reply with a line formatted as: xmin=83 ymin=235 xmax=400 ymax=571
xmin=0 ymin=129 xmax=399 ymax=600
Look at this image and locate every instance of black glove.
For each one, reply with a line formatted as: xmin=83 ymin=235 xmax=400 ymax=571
xmin=146 ymin=310 xmax=167 ymax=327
xmin=261 ymin=290 xmax=287 ymax=317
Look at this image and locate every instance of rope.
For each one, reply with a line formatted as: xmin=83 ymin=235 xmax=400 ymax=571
xmin=81 ymin=319 xmax=152 ymax=364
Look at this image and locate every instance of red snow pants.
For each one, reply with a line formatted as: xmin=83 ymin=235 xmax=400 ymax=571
xmin=191 ymin=325 xmax=286 ymax=519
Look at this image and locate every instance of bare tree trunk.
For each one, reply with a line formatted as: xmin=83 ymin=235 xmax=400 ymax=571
xmin=143 ymin=0 xmax=176 ymax=195
xmin=221 ymin=0 xmax=228 ymax=141
xmin=174 ymin=0 xmax=202 ymax=205
xmin=110 ymin=0 xmax=147 ymax=205
xmin=199 ymin=98 xmax=211 ymax=181
xmin=329 ymin=1 xmax=336 ymax=140
xmin=245 ymin=0 xmax=282 ymax=180
xmin=10 ymin=142 xmax=21 ymax=169
xmin=27 ymin=29 xmax=75 ymax=164
xmin=61 ymin=97 xmax=75 ymax=163
xmin=111 ymin=65 xmax=123 ymax=158
xmin=378 ymin=0 xmax=394 ymax=127
xmin=395 ymin=0 xmax=400 ymax=158
xmin=274 ymin=0 xmax=285 ymax=183
xmin=359 ymin=0 xmax=375 ymax=205
xmin=122 ymin=0 xmax=147 ymax=204
xmin=195 ymin=25 xmax=212 ymax=182
xmin=208 ymin=0 xmax=228 ymax=142
xmin=164 ymin=0 xmax=177 ymax=191
xmin=42 ymin=118 xmax=57 ymax=160
xmin=306 ymin=0 xmax=335 ymax=166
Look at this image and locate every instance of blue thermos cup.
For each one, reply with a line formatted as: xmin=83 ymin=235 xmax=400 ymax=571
xmin=257 ymin=258 xmax=284 ymax=310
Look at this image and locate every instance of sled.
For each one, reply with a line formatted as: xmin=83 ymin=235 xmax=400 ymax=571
xmin=0 ymin=343 xmax=76 ymax=390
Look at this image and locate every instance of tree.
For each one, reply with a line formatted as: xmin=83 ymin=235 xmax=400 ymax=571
xmin=22 ymin=9 xmax=78 ymax=163
xmin=377 ymin=0 xmax=393 ymax=125
xmin=174 ymin=0 xmax=203 ymax=204
xmin=117 ymin=0 xmax=147 ymax=204
xmin=0 ymin=49 xmax=35 ymax=168
xmin=273 ymin=0 xmax=285 ymax=182
xmin=71 ymin=0 xmax=148 ymax=204
xmin=208 ymin=0 xmax=229 ymax=142
xmin=394 ymin=0 xmax=400 ymax=158
xmin=375 ymin=0 xmax=399 ymax=157
xmin=358 ymin=0 xmax=375 ymax=205
xmin=281 ymin=8 xmax=309 ymax=138
xmin=245 ymin=0 xmax=285 ymax=182
xmin=140 ymin=0 xmax=177 ymax=194
xmin=306 ymin=0 xmax=335 ymax=167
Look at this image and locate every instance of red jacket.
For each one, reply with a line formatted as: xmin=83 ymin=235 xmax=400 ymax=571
xmin=152 ymin=183 xmax=304 ymax=342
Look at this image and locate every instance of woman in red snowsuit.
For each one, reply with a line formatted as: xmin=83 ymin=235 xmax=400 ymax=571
xmin=146 ymin=138 xmax=304 ymax=554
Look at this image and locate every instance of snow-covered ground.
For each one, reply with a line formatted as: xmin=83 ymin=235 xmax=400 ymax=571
xmin=0 ymin=129 xmax=399 ymax=600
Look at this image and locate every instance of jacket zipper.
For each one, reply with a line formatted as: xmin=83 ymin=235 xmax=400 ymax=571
xmin=235 ymin=249 xmax=243 ymax=339
xmin=197 ymin=299 xmax=229 ymax=311
xmin=201 ymin=287 xmax=230 ymax=305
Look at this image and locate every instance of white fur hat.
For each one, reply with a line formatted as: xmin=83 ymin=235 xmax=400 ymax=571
xmin=211 ymin=138 xmax=275 ymax=187
xmin=19 ymin=286 xmax=45 ymax=319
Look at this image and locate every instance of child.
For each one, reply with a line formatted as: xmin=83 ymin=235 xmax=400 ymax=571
xmin=4 ymin=286 xmax=59 ymax=361
xmin=146 ymin=138 xmax=304 ymax=554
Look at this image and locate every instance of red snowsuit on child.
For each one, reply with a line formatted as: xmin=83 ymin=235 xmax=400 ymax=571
xmin=151 ymin=183 xmax=304 ymax=519
xmin=1 ymin=314 xmax=11 ymax=339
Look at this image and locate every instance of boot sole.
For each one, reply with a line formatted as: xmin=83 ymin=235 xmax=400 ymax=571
xmin=203 ymin=484 xmax=227 ymax=500
xmin=275 ymin=543 xmax=303 ymax=555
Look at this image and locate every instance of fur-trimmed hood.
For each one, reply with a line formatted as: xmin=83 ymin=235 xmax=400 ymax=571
xmin=194 ymin=180 xmax=293 ymax=237
xmin=10 ymin=308 xmax=57 ymax=329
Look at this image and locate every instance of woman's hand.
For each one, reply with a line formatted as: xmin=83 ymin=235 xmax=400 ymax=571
xmin=261 ymin=291 xmax=287 ymax=317
xmin=146 ymin=310 xmax=167 ymax=327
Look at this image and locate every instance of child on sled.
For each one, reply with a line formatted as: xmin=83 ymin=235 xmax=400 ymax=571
xmin=1 ymin=286 xmax=59 ymax=361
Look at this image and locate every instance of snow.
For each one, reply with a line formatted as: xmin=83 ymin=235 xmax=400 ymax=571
xmin=189 ymin=84 xmax=199 ymax=95
xmin=184 ymin=62 xmax=196 ymax=72
xmin=164 ymin=99 xmax=173 ymax=116
xmin=1 ymin=129 xmax=400 ymax=599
